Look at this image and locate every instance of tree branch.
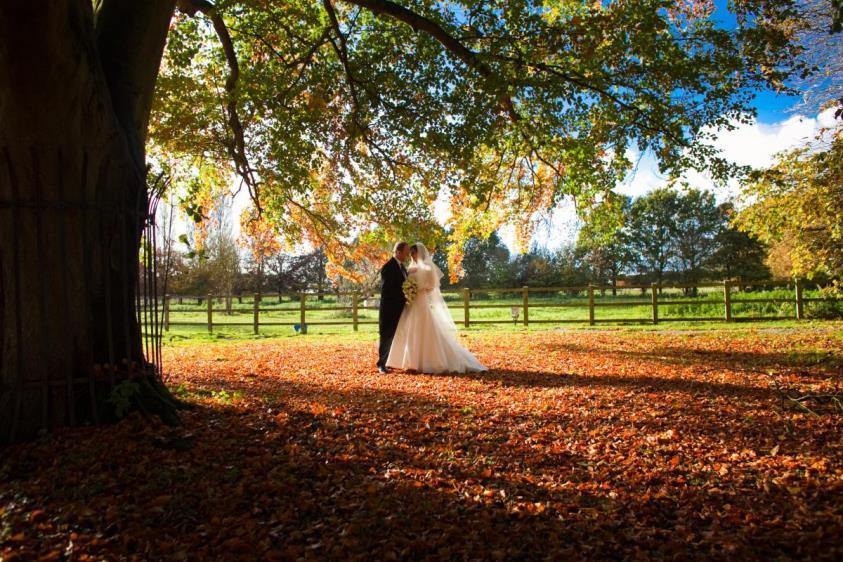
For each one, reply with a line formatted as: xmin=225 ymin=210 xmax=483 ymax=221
xmin=340 ymin=0 xmax=518 ymax=120
xmin=339 ymin=0 xmax=582 ymax=191
xmin=344 ymin=0 xmax=690 ymax=175
xmin=178 ymin=0 xmax=261 ymax=212
xmin=323 ymin=0 xmax=363 ymax=121
xmin=229 ymin=24 xmax=331 ymax=70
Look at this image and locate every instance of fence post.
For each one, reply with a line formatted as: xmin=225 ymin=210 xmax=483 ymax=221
xmin=651 ymin=282 xmax=659 ymax=325
xmin=522 ymin=286 xmax=529 ymax=326
xmin=253 ymin=293 xmax=260 ymax=335
xmin=723 ymin=280 xmax=732 ymax=322
xmin=463 ymin=288 xmax=471 ymax=328
xmin=352 ymin=293 xmax=359 ymax=332
xmin=795 ymin=279 xmax=804 ymax=320
xmin=299 ymin=293 xmax=306 ymax=335
xmin=207 ymin=293 xmax=213 ymax=332
xmin=164 ymin=295 xmax=170 ymax=331
xmin=588 ymin=285 xmax=595 ymax=326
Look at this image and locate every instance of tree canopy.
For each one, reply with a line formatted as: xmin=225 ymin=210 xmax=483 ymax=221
xmin=150 ymin=0 xmax=812 ymax=278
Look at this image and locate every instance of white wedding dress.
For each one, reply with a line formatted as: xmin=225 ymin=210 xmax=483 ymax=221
xmin=386 ymin=244 xmax=487 ymax=374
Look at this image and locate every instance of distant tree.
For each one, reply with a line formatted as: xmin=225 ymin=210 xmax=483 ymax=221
xmin=515 ymin=246 xmax=556 ymax=287
xmin=166 ymin=252 xmax=204 ymax=296
xmin=707 ymin=205 xmax=770 ymax=282
xmin=627 ymin=189 xmax=680 ymax=291
xmin=551 ymin=246 xmax=590 ymax=289
xmin=238 ymin=207 xmax=282 ymax=294
xmin=266 ymin=253 xmax=308 ymax=297
xmin=456 ymin=233 xmax=511 ymax=289
xmin=575 ymin=195 xmax=634 ymax=294
xmin=300 ymin=248 xmax=330 ymax=299
xmin=203 ymin=193 xmax=240 ymax=312
xmin=502 ymin=245 xmax=586 ymax=289
xmin=432 ymin=245 xmax=452 ymax=289
xmin=505 ymin=253 xmax=530 ymax=288
xmin=672 ymin=189 xmax=724 ymax=293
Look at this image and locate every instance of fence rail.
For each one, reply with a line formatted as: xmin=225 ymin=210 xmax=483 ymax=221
xmin=159 ymin=279 xmax=842 ymax=334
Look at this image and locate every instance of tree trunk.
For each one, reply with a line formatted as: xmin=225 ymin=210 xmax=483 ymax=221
xmin=0 ymin=0 xmax=179 ymax=443
xmin=685 ymin=256 xmax=698 ymax=296
xmin=317 ymin=274 xmax=325 ymax=301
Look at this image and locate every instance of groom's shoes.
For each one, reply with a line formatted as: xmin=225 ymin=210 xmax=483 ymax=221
xmin=377 ymin=366 xmax=391 ymax=374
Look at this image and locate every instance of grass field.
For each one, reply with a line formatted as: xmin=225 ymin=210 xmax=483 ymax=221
xmin=155 ymin=287 xmax=843 ymax=342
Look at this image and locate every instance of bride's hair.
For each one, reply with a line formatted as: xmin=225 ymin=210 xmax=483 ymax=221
xmin=410 ymin=243 xmax=420 ymax=255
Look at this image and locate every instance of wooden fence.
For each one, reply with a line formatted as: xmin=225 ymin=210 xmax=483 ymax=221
xmin=158 ymin=279 xmax=842 ymax=334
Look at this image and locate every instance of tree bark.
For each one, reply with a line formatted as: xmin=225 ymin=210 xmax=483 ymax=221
xmin=0 ymin=0 xmax=178 ymax=443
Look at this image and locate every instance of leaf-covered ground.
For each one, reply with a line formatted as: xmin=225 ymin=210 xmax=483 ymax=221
xmin=2 ymin=328 xmax=842 ymax=560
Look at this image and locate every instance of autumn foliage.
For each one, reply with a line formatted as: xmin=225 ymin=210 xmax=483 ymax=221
xmin=1 ymin=328 xmax=841 ymax=560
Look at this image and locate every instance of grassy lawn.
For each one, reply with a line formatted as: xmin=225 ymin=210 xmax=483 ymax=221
xmin=161 ymin=287 xmax=842 ymax=328
xmin=154 ymin=287 xmax=843 ymax=345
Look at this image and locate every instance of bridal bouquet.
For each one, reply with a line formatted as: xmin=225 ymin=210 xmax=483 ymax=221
xmin=402 ymin=278 xmax=418 ymax=305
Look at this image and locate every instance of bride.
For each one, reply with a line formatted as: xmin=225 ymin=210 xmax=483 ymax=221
xmin=386 ymin=243 xmax=487 ymax=374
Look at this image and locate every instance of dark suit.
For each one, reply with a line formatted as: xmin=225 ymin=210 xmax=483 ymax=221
xmin=378 ymin=257 xmax=407 ymax=368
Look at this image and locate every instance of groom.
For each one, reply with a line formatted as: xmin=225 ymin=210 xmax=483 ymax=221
xmin=377 ymin=241 xmax=410 ymax=373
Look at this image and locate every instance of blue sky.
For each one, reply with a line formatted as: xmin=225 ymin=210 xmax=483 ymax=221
xmin=753 ymin=90 xmax=802 ymax=121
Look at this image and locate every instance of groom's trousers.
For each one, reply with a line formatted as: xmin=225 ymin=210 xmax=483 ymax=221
xmin=377 ymin=302 xmax=404 ymax=368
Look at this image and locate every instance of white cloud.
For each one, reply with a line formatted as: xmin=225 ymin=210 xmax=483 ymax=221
xmin=701 ymin=112 xmax=821 ymax=169
xmin=616 ymin=150 xmax=670 ymax=199
xmin=818 ymin=106 xmax=840 ymax=129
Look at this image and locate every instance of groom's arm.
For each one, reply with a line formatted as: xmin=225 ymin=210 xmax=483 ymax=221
xmin=380 ymin=261 xmax=397 ymax=290
xmin=382 ymin=261 xmax=404 ymax=296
